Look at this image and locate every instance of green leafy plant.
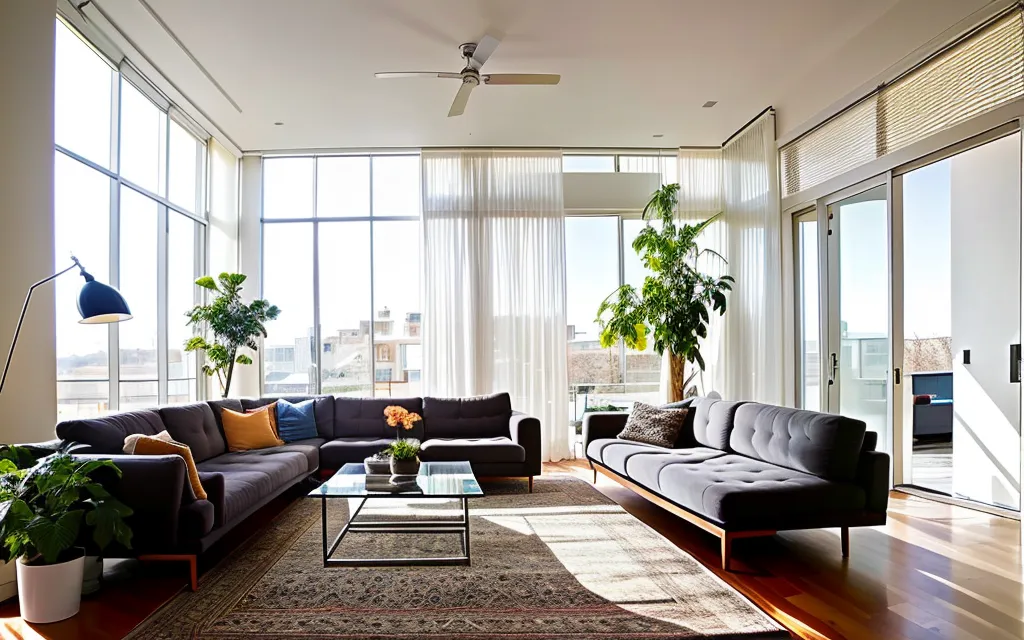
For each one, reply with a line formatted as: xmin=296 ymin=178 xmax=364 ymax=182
xmin=386 ymin=439 xmax=421 ymax=461
xmin=596 ymin=183 xmax=734 ymax=401
xmin=0 ymin=446 xmax=133 ymax=566
xmin=185 ymin=273 xmax=280 ymax=398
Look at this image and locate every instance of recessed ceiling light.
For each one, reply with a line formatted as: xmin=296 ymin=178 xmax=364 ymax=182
xmin=274 ymin=121 xmax=284 ymax=126
xmin=652 ymin=133 xmax=664 ymax=138
xmin=702 ymin=101 xmax=718 ymax=108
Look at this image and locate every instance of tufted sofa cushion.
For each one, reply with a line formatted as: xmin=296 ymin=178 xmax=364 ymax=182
xmin=625 ymin=449 xmax=727 ymax=491
xmin=333 ymin=397 xmax=423 ymax=440
xmin=422 ymin=393 xmax=511 ymax=439
xmin=159 ymin=403 xmax=227 ymax=463
xmin=729 ymin=404 xmax=866 ymax=482
xmin=691 ymin=398 xmax=747 ymax=450
xmin=56 ymin=410 xmax=165 ymax=454
xmin=657 ymin=454 xmax=867 ymax=526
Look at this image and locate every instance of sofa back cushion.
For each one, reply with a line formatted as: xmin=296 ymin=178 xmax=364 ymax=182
xmin=55 ymin=410 xmax=165 ymax=454
xmin=690 ymin=398 xmax=746 ymax=450
xmin=334 ymin=397 xmax=424 ymax=439
xmin=729 ymin=403 xmax=867 ymax=482
xmin=158 ymin=403 xmax=227 ymax=463
xmin=243 ymin=396 xmax=334 ymax=439
xmin=422 ymin=393 xmax=511 ymax=439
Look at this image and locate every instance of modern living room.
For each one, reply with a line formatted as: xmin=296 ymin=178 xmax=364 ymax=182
xmin=2 ymin=1 xmax=1023 ymax=639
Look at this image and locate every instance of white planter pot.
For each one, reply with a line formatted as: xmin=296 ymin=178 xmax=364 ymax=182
xmin=16 ymin=551 xmax=85 ymax=624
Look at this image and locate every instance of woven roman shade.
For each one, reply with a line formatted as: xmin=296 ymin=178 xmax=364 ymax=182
xmin=781 ymin=9 xmax=1024 ymax=197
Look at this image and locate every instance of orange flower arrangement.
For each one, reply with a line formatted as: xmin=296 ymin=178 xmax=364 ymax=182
xmin=384 ymin=405 xmax=422 ymax=431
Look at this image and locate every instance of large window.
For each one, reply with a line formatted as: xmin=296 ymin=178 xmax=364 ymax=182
xmin=261 ymin=154 xmax=421 ymax=397
xmin=55 ymin=19 xmax=207 ymax=419
xmin=566 ymin=215 xmax=662 ymax=425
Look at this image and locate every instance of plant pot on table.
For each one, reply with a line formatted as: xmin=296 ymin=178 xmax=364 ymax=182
xmin=390 ymin=457 xmax=421 ymax=476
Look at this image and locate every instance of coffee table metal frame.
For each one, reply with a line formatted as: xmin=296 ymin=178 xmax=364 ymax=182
xmin=311 ymin=461 xmax=483 ymax=568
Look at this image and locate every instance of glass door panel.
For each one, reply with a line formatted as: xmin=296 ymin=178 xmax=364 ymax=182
xmin=827 ymin=185 xmax=891 ymax=455
xmin=899 ymin=132 xmax=1021 ymax=509
xmin=795 ymin=211 xmax=821 ymax=410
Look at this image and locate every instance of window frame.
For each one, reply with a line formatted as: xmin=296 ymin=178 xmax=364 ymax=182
xmin=259 ymin=153 xmax=422 ymax=398
xmin=54 ymin=19 xmax=208 ymax=416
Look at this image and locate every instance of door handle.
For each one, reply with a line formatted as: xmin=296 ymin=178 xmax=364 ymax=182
xmin=1011 ymin=344 xmax=1021 ymax=384
xmin=828 ymin=352 xmax=838 ymax=386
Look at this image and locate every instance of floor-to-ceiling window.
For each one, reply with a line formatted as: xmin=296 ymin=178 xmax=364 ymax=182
xmin=563 ymin=153 xmax=674 ymax=432
xmin=260 ymin=154 xmax=421 ymax=398
xmin=54 ymin=19 xmax=207 ymax=419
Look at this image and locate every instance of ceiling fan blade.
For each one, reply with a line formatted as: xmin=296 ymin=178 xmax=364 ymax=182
xmin=470 ymin=34 xmax=500 ymax=69
xmin=375 ymin=72 xmax=462 ymax=79
xmin=448 ymin=81 xmax=476 ymax=117
xmin=484 ymin=73 xmax=560 ymax=86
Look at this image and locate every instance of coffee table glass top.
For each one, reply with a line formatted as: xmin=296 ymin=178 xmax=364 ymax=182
xmin=309 ymin=461 xmax=484 ymax=498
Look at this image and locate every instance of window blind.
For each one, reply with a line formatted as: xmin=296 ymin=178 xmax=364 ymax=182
xmin=781 ymin=9 xmax=1024 ymax=197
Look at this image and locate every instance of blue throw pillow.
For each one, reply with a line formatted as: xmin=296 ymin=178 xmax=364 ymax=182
xmin=275 ymin=399 xmax=318 ymax=442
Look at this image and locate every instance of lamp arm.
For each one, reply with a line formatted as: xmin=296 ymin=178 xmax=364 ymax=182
xmin=0 ymin=259 xmax=83 ymax=396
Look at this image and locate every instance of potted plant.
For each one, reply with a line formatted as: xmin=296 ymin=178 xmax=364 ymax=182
xmin=0 ymin=445 xmax=133 ymax=624
xmin=184 ymin=273 xmax=280 ymax=398
xmin=363 ymin=451 xmax=392 ymax=475
xmin=596 ymin=183 xmax=734 ymax=401
xmin=387 ymin=439 xmax=422 ymax=476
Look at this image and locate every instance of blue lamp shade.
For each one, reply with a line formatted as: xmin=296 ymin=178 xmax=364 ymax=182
xmin=77 ymin=276 xmax=132 ymax=324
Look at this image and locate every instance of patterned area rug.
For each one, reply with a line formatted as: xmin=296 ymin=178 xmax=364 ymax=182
xmin=128 ymin=476 xmax=787 ymax=639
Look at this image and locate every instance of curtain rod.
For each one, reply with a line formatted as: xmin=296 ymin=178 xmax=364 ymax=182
xmin=721 ymin=106 xmax=775 ymax=148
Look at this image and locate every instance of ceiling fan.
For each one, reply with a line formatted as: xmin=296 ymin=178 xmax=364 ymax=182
xmin=375 ymin=35 xmax=560 ymax=117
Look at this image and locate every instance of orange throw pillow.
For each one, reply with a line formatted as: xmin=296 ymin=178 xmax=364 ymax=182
xmin=245 ymin=402 xmax=279 ymax=438
xmin=221 ymin=407 xmax=284 ymax=452
xmin=133 ymin=436 xmax=207 ymax=500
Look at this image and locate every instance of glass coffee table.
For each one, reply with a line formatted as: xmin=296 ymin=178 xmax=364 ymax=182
xmin=308 ymin=461 xmax=484 ymax=567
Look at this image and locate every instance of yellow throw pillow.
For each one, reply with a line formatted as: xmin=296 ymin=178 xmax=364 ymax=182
xmin=133 ymin=436 xmax=207 ymax=500
xmin=245 ymin=402 xmax=279 ymax=439
xmin=123 ymin=429 xmax=173 ymax=454
xmin=221 ymin=408 xmax=284 ymax=452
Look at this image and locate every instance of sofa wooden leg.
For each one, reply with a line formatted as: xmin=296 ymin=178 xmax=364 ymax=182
xmin=841 ymin=526 xmax=850 ymax=558
xmin=721 ymin=533 xmax=732 ymax=572
xmin=528 ymin=476 xmax=534 ymax=493
xmin=139 ymin=554 xmax=198 ymax=591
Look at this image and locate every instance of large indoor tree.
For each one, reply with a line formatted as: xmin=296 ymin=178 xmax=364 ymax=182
xmin=185 ymin=273 xmax=280 ymax=398
xmin=596 ymin=183 xmax=733 ymax=401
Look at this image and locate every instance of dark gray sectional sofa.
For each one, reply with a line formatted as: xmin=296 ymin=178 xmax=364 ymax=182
xmin=584 ymin=397 xmax=890 ymax=571
xmin=53 ymin=392 xmax=539 ymax=589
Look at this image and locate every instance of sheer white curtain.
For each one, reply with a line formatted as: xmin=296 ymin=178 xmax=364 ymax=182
xmin=676 ymin=113 xmax=783 ymax=403
xmin=421 ymin=149 xmax=570 ymax=461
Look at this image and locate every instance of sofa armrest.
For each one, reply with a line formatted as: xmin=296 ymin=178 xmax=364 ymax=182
xmin=582 ymin=412 xmax=629 ymax=456
xmin=198 ymin=471 xmax=226 ymax=528
xmin=509 ymin=411 xmax=542 ymax=476
xmin=75 ymin=454 xmax=188 ymax=553
xmin=856 ymin=450 xmax=891 ymax=514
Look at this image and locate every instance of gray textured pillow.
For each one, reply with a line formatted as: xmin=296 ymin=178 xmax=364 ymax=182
xmin=617 ymin=402 xmax=688 ymax=448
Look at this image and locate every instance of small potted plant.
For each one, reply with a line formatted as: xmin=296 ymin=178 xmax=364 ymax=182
xmin=387 ymin=439 xmax=422 ymax=476
xmin=0 ymin=445 xmax=133 ymax=624
xmin=383 ymin=405 xmax=422 ymax=440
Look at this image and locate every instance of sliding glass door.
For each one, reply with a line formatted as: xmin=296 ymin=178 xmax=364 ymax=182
xmin=795 ymin=211 xmax=821 ymax=411
xmin=825 ymin=185 xmax=892 ymax=455
xmin=897 ymin=131 xmax=1021 ymax=509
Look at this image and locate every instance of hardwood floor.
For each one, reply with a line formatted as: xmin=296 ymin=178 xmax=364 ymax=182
xmin=2 ymin=461 xmax=1021 ymax=640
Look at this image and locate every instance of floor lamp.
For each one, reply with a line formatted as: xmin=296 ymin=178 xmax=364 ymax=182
xmin=0 ymin=256 xmax=132 ymax=395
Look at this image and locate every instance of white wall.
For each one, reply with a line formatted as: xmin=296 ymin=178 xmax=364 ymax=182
xmin=232 ymin=156 xmax=263 ymax=399
xmin=0 ymin=0 xmax=58 ymax=603
xmin=0 ymin=2 xmax=58 ymax=442
xmin=950 ymin=133 xmax=1021 ymax=510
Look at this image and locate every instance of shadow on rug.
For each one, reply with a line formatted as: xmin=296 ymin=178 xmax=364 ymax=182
xmin=127 ymin=475 xmax=788 ymax=639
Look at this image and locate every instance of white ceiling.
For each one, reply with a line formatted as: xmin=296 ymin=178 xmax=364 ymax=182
xmin=90 ymin=0 xmax=995 ymax=151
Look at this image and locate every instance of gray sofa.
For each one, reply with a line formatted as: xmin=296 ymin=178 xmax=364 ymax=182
xmin=53 ymin=392 xmax=539 ymax=589
xmin=584 ymin=397 xmax=889 ymax=570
